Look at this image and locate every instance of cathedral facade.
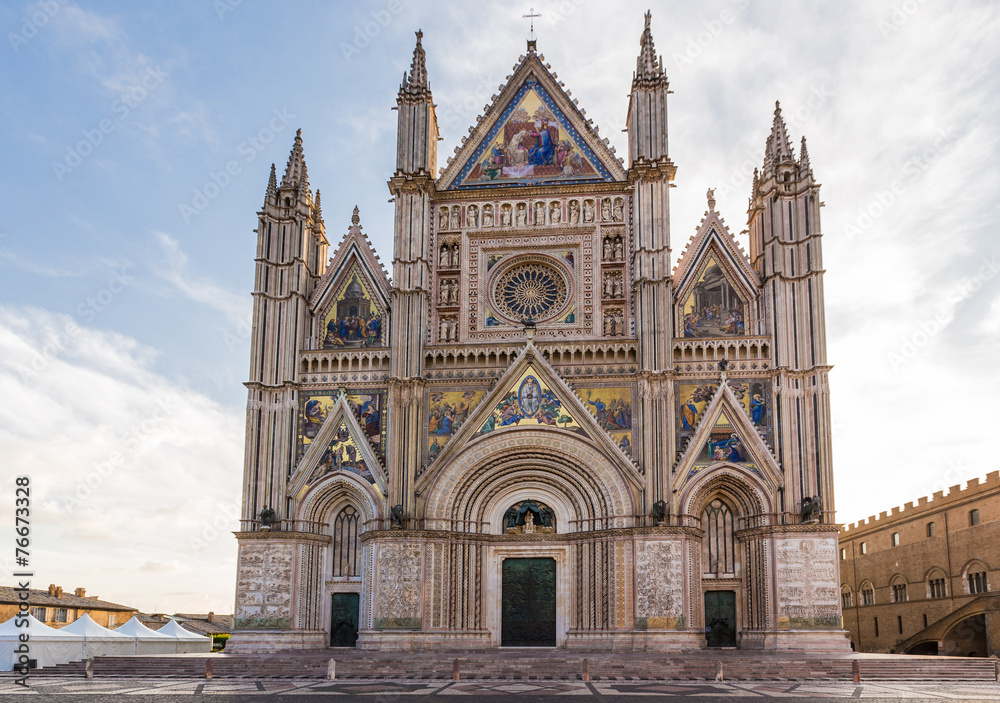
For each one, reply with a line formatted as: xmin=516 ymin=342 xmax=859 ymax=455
xmin=231 ymin=14 xmax=848 ymax=652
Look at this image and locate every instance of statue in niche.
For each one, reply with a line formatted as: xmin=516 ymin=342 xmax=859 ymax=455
xmin=449 ymin=280 xmax=459 ymax=305
xmin=390 ymin=504 xmax=405 ymax=530
xmin=259 ymin=506 xmax=276 ymax=531
xmin=534 ymin=201 xmax=545 ymax=225
xmin=451 ymin=243 xmax=460 ymax=266
xmin=550 ymin=202 xmax=561 ymax=224
xmin=439 ymin=281 xmax=450 ymax=305
xmin=468 ymin=205 xmax=478 ymax=229
xmin=568 ymin=200 xmax=579 ymax=224
xmin=651 ymin=500 xmax=667 ymax=526
xmin=603 ymin=238 xmax=613 ymax=261
xmin=483 ymin=205 xmax=494 ymax=227
xmin=612 ymin=273 xmax=623 ymax=298
xmin=505 ymin=507 xmax=519 ymax=533
xmin=801 ymin=495 xmax=823 ymax=523
xmin=500 ymin=204 xmax=511 ymax=226
xmin=539 ymin=505 xmax=554 ymax=528
xmin=439 ymin=208 xmax=449 ymax=230
xmin=583 ymin=200 xmax=595 ymax=223
xmin=613 ymin=199 xmax=624 ymax=222
xmin=523 ymin=511 xmax=535 ymax=533
xmin=451 ymin=206 xmax=461 ymax=229
xmin=439 ymin=245 xmax=450 ymax=268
xmin=601 ymin=198 xmax=611 ymax=221
xmin=604 ymin=275 xmax=614 ymax=298
xmin=613 ymin=237 xmax=623 ymax=261
xmin=516 ymin=203 xmax=527 ymax=227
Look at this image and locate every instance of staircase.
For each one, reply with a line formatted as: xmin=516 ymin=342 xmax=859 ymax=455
xmin=14 ymin=651 xmax=998 ymax=681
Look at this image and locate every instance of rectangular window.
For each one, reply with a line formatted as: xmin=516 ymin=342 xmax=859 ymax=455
xmin=860 ymin=542 xmax=867 ymax=555
xmin=891 ymin=532 xmax=900 ymax=547
xmin=107 ymin=613 xmax=116 ymax=628
xmin=874 ymin=617 xmax=879 ymax=637
xmin=898 ymin=615 xmax=903 ymax=634
xmin=970 ymin=509 xmax=980 ymax=526
xmin=30 ymin=607 xmax=46 ymax=621
xmin=840 ymin=547 xmax=846 ymax=560
xmin=927 ymin=522 xmax=936 ymax=537
xmin=923 ymin=613 xmax=928 ymax=628
xmin=53 ymin=608 xmax=68 ymax=623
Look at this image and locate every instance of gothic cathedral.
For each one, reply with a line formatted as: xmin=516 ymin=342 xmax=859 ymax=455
xmin=232 ymin=14 xmax=848 ymax=653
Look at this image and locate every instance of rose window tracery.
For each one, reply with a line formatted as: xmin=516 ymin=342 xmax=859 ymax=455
xmin=491 ymin=261 xmax=569 ymax=322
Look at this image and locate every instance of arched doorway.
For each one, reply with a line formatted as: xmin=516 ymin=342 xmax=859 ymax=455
xmin=942 ymin=614 xmax=987 ymax=657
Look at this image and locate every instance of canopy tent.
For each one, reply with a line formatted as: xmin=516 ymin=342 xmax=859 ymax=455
xmin=59 ymin=614 xmax=135 ymax=657
xmin=0 ymin=614 xmax=86 ymax=670
xmin=113 ymin=616 xmax=177 ymax=655
xmin=156 ymin=619 xmax=212 ymax=653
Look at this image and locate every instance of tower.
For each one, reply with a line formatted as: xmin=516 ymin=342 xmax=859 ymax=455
xmin=746 ymin=103 xmax=833 ymax=514
xmin=626 ymin=11 xmax=677 ymax=511
xmin=386 ymin=31 xmax=439 ymax=513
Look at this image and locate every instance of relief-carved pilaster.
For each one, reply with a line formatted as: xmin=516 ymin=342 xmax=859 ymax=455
xmin=635 ymin=540 xmax=685 ymax=629
xmin=774 ymin=536 xmax=840 ymax=629
xmin=374 ymin=541 xmax=424 ymax=628
xmin=234 ymin=541 xmax=295 ymax=629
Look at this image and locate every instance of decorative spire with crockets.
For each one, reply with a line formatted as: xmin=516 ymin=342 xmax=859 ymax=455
xmin=634 ymin=10 xmax=664 ymax=83
xmin=401 ymin=30 xmax=429 ymax=95
xmin=281 ymin=129 xmax=309 ymax=188
xmin=767 ymin=101 xmax=794 ymax=164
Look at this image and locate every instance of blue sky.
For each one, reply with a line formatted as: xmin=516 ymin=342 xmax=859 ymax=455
xmin=0 ymin=0 xmax=998 ymax=613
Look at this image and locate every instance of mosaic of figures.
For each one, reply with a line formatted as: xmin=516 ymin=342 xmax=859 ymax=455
xmin=454 ymin=80 xmax=610 ymax=188
xmin=298 ymin=390 xmax=386 ymax=461
xmin=476 ymin=368 xmax=587 ymax=437
xmin=676 ymin=379 xmax=771 ymax=447
xmin=425 ymin=389 xmax=489 ymax=462
xmin=680 ymin=253 xmax=749 ymax=338
xmin=695 ymin=411 xmax=752 ymax=465
xmin=308 ymin=422 xmax=379 ymax=492
xmin=321 ymin=271 xmax=385 ymax=349
xmin=572 ymin=383 xmax=636 ymax=457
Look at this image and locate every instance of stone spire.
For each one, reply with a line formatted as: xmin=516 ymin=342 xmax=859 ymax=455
xmin=401 ymin=30 xmax=429 ymax=96
xmin=799 ymin=135 xmax=810 ymax=169
xmin=265 ymin=163 xmax=277 ymax=203
xmin=312 ymin=189 xmax=323 ymax=224
xmin=634 ymin=10 xmax=665 ymax=84
xmin=281 ymin=129 xmax=309 ymax=188
xmin=767 ymin=101 xmax=794 ymax=165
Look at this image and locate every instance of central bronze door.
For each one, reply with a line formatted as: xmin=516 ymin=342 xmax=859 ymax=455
xmin=704 ymin=590 xmax=737 ymax=647
xmin=330 ymin=593 xmax=359 ymax=647
xmin=501 ymin=557 xmax=556 ymax=646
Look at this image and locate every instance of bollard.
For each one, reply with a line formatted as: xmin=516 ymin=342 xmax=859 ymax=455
xmin=582 ymin=658 xmax=590 ymax=682
xmin=453 ymin=659 xmax=460 ymax=681
xmin=205 ymin=658 xmax=213 ymax=679
xmin=715 ymin=661 xmax=723 ymax=682
xmin=85 ymin=659 xmax=94 ymax=679
xmin=328 ymin=659 xmax=337 ymax=680
xmin=852 ymin=659 xmax=860 ymax=683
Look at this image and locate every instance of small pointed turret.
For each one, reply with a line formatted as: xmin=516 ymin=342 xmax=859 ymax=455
xmin=767 ymin=101 xmax=794 ymax=164
xmin=634 ymin=10 xmax=665 ymax=84
xmin=281 ymin=129 xmax=309 ymax=188
xmin=799 ymin=135 xmax=810 ymax=169
xmin=313 ymin=189 xmax=323 ymax=224
xmin=265 ymin=163 xmax=277 ymax=203
xmin=401 ymin=30 xmax=429 ymax=96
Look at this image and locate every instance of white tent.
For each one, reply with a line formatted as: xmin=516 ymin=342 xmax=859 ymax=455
xmin=59 ymin=614 xmax=135 ymax=657
xmin=113 ymin=616 xmax=177 ymax=655
xmin=156 ymin=619 xmax=212 ymax=653
xmin=0 ymin=614 xmax=86 ymax=670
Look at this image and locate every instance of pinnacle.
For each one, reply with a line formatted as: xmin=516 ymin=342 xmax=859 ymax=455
xmin=351 ymin=205 xmax=360 ymax=227
xmin=402 ymin=29 xmax=429 ymax=94
xmin=281 ymin=129 xmax=309 ymax=189
xmin=767 ymin=100 xmax=794 ymax=164
xmin=799 ymin=135 xmax=810 ymax=167
xmin=265 ymin=163 xmax=277 ymax=201
xmin=634 ymin=10 xmax=665 ymax=83
xmin=313 ymin=189 xmax=323 ymax=223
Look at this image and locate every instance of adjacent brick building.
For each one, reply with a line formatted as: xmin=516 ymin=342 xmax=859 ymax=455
xmin=0 ymin=584 xmax=138 ymax=628
xmin=840 ymin=472 xmax=1000 ymax=655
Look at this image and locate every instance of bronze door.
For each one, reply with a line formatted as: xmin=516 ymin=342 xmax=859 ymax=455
xmin=501 ymin=557 xmax=556 ymax=646
xmin=330 ymin=593 xmax=359 ymax=647
xmin=704 ymin=590 xmax=737 ymax=647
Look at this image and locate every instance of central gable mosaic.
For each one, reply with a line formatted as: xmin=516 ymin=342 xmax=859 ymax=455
xmin=475 ymin=366 xmax=588 ymax=437
xmin=451 ymin=78 xmax=614 ymax=189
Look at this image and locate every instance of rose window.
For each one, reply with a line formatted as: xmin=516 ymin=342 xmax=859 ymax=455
xmin=492 ymin=261 xmax=569 ymax=322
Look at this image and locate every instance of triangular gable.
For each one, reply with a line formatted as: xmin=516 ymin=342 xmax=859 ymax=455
xmin=310 ymin=209 xmax=390 ymax=348
xmin=672 ymin=382 xmax=781 ymax=493
xmin=417 ymin=345 xmax=642 ymax=491
xmin=290 ymin=394 xmax=387 ymax=500
xmin=673 ymin=208 xmax=760 ymax=339
xmin=438 ymin=53 xmax=626 ymax=190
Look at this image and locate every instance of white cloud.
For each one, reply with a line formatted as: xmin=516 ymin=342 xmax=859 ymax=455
xmin=0 ymin=306 xmax=243 ymax=613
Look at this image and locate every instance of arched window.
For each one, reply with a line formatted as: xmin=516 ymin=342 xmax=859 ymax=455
xmin=969 ymin=570 xmax=988 ymax=594
xmin=841 ymin=584 xmax=853 ymax=609
xmin=331 ymin=506 xmax=361 ymax=577
xmin=860 ymin=581 xmax=875 ymax=606
xmin=970 ymin=509 xmax=980 ymax=527
xmin=891 ymin=577 xmax=908 ymax=603
xmin=701 ymin=498 xmax=736 ymax=576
